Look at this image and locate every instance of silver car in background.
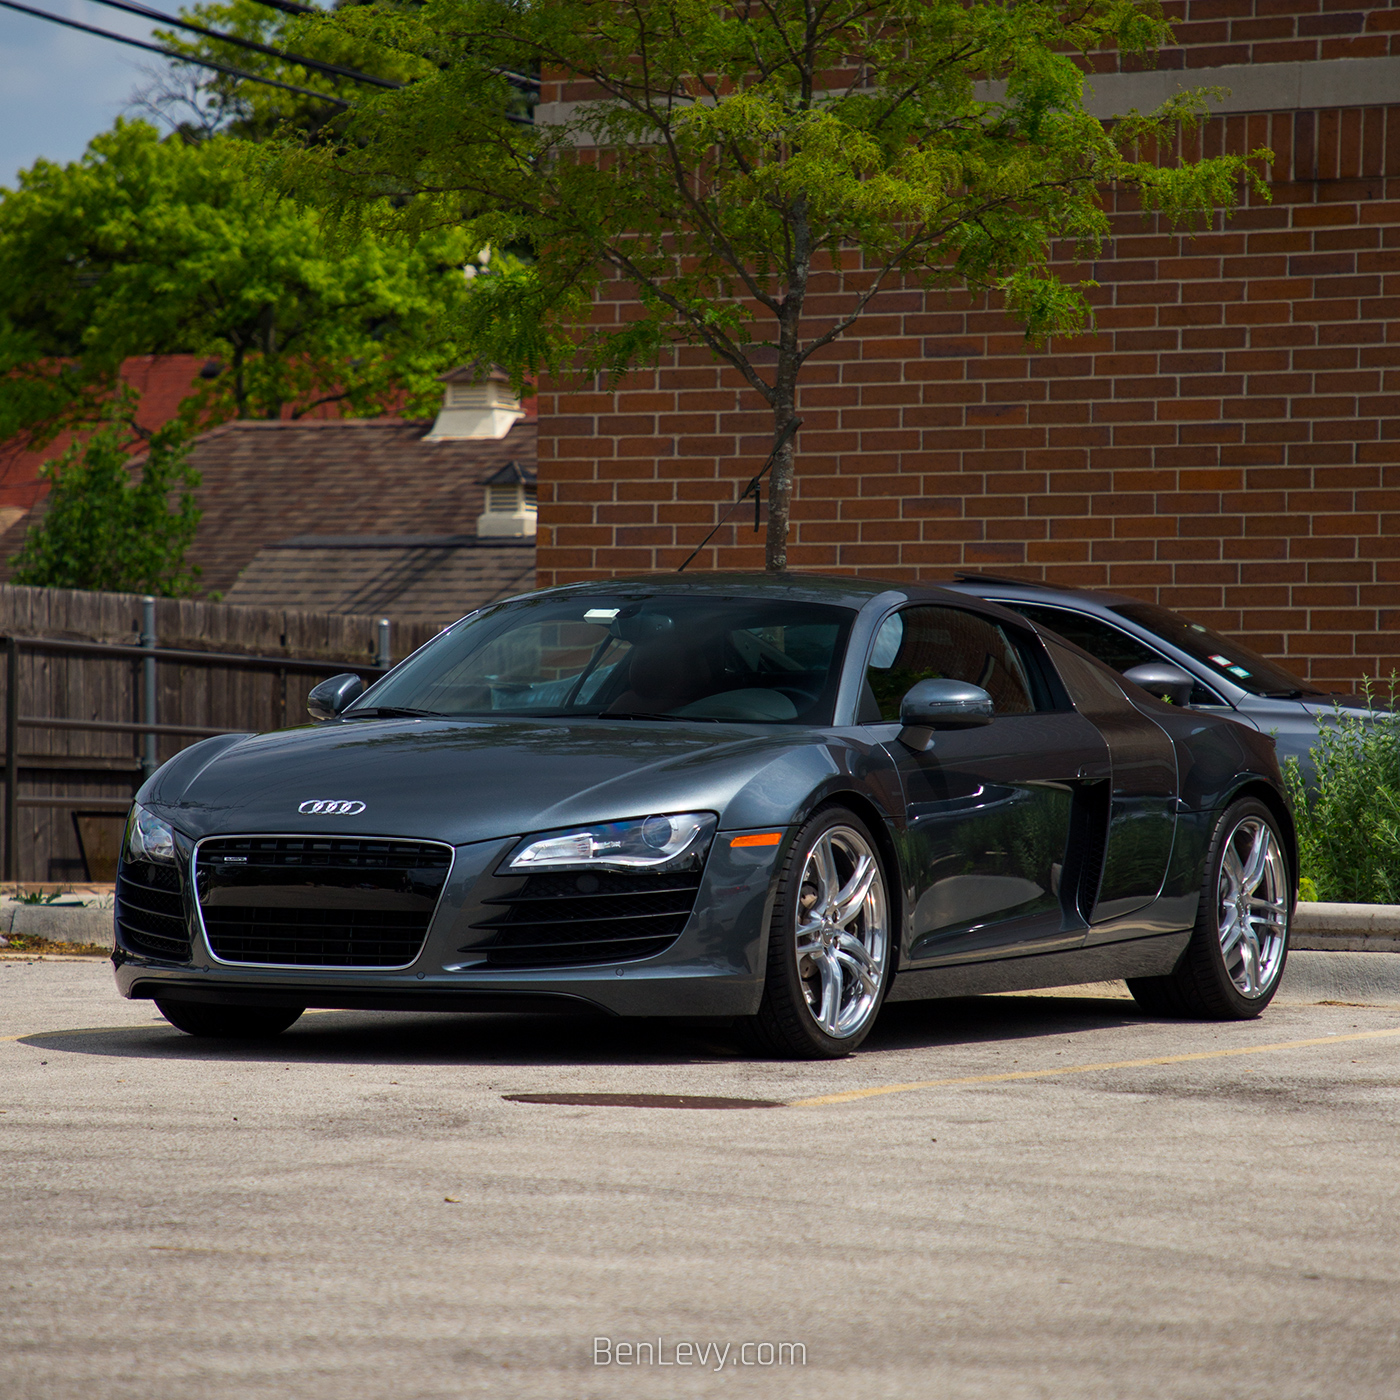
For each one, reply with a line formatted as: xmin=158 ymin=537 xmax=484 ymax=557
xmin=946 ymin=573 xmax=1389 ymax=785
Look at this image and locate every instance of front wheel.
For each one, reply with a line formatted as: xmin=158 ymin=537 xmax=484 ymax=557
xmin=156 ymin=998 xmax=304 ymax=1039
xmin=744 ymin=807 xmax=893 ymax=1058
xmin=1127 ymin=797 xmax=1291 ymax=1019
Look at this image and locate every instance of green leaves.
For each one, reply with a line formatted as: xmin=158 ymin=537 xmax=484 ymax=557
xmin=1285 ymin=680 xmax=1400 ymax=905
xmin=0 ymin=120 xmax=476 ymax=444
xmin=240 ymin=0 xmax=1275 ymax=565
xmin=9 ymin=419 xmax=202 ymax=597
xmin=275 ymin=0 xmax=1266 ymax=379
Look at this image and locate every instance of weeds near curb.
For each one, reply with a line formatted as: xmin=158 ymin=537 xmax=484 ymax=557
xmin=1285 ymin=676 xmax=1400 ymax=904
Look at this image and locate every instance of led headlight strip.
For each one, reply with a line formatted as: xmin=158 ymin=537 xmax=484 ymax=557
xmin=506 ymin=812 xmax=717 ymax=871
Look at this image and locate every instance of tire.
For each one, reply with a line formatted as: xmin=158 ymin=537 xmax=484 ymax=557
xmin=744 ymin=807 xmax=893 ymax=1059
xmin=1127 ymin=797 xmax=1291 ymax=1020
xmin=156 ymin=998 xmax=304 ymax=1039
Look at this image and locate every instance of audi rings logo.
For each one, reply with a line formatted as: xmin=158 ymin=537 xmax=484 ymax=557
xmin=298 ymin=799 xmax=366 ymax=815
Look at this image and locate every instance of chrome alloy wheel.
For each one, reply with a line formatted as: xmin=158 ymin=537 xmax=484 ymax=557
xmin=793 ymin=825 xmax=889 ymax=1039
xmin=1216 ymin=814 xmax=1289 ymax=997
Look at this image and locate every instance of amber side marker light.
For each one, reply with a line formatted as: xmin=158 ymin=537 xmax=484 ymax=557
xmin=730 ymin=832 xmax=783 ymax=848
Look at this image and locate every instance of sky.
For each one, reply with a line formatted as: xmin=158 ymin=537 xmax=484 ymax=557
xmin=1 ymin=0 xmax=162 ymax=188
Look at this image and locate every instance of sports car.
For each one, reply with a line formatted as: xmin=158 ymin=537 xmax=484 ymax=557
xmin=113 ymin=574 xmax=1296 ymax=1058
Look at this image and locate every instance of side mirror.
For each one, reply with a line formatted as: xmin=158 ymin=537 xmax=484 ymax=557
xmin=1123 ymin=663 xmax=1194 ymax=708
xmin=898 ymin=679 xmax=993 ymax=751
xmin=307 ymin=672 xmax=365 ymax=721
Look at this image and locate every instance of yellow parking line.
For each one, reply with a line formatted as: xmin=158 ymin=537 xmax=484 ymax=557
xmin=791 ymin=1025 xmax=1400 ymax=1107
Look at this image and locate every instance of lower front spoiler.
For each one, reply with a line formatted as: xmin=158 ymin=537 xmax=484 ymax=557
xmin=125 ymin=978 xmax=612 ymax=1018
xmin=117 ymin=958 xmax=766 ymax=1017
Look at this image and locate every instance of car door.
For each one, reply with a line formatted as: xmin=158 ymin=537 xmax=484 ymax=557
xmin=1040 ymin=637 xmax=1180 ymax=932
xmin=863 ymin=605 xmax=1110 ymax=966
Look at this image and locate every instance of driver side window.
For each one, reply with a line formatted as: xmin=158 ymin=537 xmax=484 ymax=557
xmin=862 ymin=606 xmax=1035 ymax=722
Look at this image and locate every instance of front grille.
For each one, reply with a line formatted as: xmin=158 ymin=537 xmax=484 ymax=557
xmin=117 ymin=860 xmax=191 ymax=960
xmin=196 ymin=836 xmax=452 ymax=968
xmin=467 ymin=869 xmax=704 ymax=969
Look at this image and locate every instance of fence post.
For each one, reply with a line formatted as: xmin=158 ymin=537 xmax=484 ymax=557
xmin=376 ymin=618 xmax=391 ymax=671
xmin=4 ymin=638 xmax=16 ymax=883
xmin=141 ymin=597 xmax=157 ymax=779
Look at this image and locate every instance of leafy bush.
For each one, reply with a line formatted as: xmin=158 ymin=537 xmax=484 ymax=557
xmin=8 ymin=421 xmax=201 ymax=597
xmin=1285 ymin=677 xmax=1400 ymax=904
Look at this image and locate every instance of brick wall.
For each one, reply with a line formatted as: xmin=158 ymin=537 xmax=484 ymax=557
xmin=535 ymin=10 xmax=1400 ymax=692
xmin=1100 ymin=0 xmax=1400 ymax=71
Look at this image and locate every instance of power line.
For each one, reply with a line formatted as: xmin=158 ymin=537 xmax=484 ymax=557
xmin=244 ymin=0 xmax=317 ymax=16
xmin=0 ymin=0 xmax=349 ymax=105
xmin=85 ymin=0 xmax=402 ymax=89
xmin=3 ymin=0 xmax=537 ymax=120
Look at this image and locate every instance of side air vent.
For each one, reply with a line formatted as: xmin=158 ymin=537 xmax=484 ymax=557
xmin=116 ymin=861 xmax=191 ymax=961
xmin=1061 ymin=782 xmax=1110 ymax=921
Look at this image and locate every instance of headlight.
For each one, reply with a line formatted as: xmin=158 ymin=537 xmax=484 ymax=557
xmin=505 ymin=812 xmax=717 ymax=872
xmin=123 ymin=803 xmax=177 ymax=866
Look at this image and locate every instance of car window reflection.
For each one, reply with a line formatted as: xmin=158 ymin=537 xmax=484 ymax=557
xmin=349 ymin=596 xmax=856 ymax=725
xmin=864 ymin=607 xmax=1035 ymax=722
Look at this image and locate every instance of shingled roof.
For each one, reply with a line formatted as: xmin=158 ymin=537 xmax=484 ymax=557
xmin=183 ymin=417 xmax=537 ymax=597
xmin=0 ymin=413 xmax=539 ymax=618
xmin=223 ymin=535 xmax=536 ymax=626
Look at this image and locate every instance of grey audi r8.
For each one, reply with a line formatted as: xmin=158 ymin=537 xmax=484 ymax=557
xmin=113 ymin=574 xmax=1296 ymax=1059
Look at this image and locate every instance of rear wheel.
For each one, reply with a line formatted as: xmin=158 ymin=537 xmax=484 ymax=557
xmin=155 ymin=999 xmax=304 ymax=1039
xmin=745 ymin=807 xmax=892 ymax=1059
xmin=1127 ymin=798 xmax=1291 ymax=1019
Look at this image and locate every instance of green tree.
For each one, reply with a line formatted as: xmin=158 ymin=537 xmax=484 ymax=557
xmin=274 ymin=0 xmax=1269 ymax=569
xmin=9 ymin=420 xmax=202 ymax=597
xmin=0 ymin=119 xmax=477 ymax=447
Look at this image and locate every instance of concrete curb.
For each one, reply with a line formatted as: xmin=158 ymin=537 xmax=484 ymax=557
xmin=0 ymin=900 xmax=114 ymax=948
xmin=1293 ymin=902 xmax=1400 ymax=953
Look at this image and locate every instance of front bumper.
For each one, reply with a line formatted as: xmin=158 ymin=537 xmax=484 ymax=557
xmin=113 ymin=829 xmax=788 ymax=1019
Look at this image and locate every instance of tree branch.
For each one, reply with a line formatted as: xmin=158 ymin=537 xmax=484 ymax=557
xmin=604 ymin=246 xmax=774 ymax=404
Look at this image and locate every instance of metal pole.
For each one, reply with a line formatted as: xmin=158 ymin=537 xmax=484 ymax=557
xmin=4 ymin=638 xmax=17 ymax=882
xmin=376 ymin=618 xmax=391 ymax=671
xmin=141 ymin=596 xmax=157 ymax=779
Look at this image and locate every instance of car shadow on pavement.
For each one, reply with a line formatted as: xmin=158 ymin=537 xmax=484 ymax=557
xmin=19 ymin=992 xmax=1151 ymax=1066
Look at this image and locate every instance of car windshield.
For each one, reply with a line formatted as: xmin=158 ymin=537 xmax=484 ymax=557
xmin=350 ymin=594 xmax=856 ymax=724
xmin=1109 ymin=602 xmax=1321 ymax=698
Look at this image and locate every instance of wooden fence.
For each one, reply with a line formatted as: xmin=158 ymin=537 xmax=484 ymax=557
xmin=0 ymin=585 xmax=442 ymax=883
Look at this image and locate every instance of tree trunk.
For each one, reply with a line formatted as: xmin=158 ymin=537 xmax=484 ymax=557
xmin=765 ymin=195 xmax=809 ymax=573
xmin=764 ymin=397 xmax=798 ymax=572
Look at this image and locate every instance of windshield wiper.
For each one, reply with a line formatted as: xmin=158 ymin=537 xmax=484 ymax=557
xmin=342 ymin=706 xmax=450 ymax=719
xmin=1261 ymin=689 xmax=1322 ymax=700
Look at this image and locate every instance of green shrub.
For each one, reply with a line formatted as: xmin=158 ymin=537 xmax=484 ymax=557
xmin=8 ymin=420 xmax=200 ymax=597
xmin=1284 ymin=677 xmax=1400 ymax=904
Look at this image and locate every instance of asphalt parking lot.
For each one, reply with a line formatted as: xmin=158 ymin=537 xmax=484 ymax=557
xmin=4 ymin=957 xmax=1400 ymax=1400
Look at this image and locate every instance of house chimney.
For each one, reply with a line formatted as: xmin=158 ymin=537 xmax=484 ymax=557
xmin=426 ymin=364 xmax=526 ymax=440
xmin=477 ymin=460 xmax=537 ymax=538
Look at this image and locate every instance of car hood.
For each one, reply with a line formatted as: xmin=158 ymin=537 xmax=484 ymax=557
xmin=142 ymin=716 xmax=817 ymax=845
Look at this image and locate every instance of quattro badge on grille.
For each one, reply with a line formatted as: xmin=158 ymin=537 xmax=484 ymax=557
xmin=298 ymin=799 xmax=367 ymax=815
